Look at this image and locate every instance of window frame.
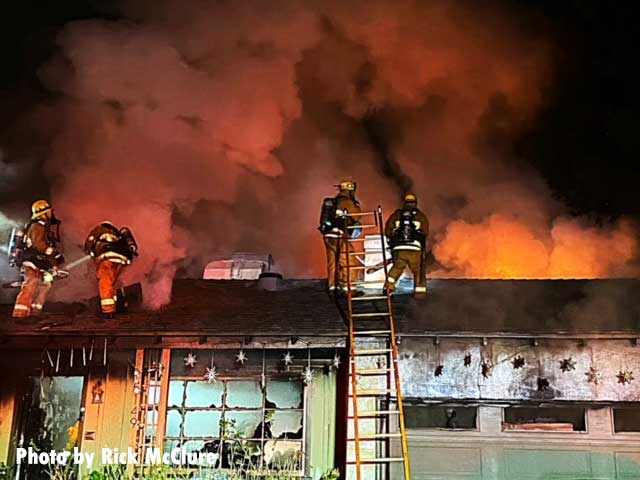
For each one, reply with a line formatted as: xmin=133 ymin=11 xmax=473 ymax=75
xmin=611 ymin=406 xmax=640 ymax=435
xmin=403 ymin=403 xmax=480 ymax=432
xmin=164 ymin=373 xmax=307 ymax=473
xmin=501 ymin=405 xmax=589 ymax=434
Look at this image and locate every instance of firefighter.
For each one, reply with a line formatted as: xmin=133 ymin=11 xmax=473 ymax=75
xmin=12 ymin=200 xmax=65 ymax=318
xmin=318 ymin=180 xmax=364 ymax=292
xmin=84 ymin=221 xmax=138 ymax=318
xmin=384 ymin=193 xmax=429 ymax=295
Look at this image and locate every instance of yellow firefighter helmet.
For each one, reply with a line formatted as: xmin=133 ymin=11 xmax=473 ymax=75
xmin=336 ymin=180 xmax=357 ymax=192
xmin=403 ymin=193 xmax=417 ymax=204
xmin=31 ymin=200 xmax=52 ymax=219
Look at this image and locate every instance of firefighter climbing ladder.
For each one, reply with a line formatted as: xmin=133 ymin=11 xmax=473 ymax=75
xmin=338 ymin=206 xmax=411 ymax=480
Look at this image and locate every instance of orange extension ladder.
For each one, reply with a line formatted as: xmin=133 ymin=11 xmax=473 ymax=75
xmin=336 ymin=206 xmax=411 ymax=480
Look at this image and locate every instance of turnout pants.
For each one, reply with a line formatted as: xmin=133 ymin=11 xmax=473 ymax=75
xmin=97 ymin=259 xmax=124 ymax=313
xmin=12 ymin=266 xmax=52 ymax=317
xmin=385 ymin=249 xmax=427 ymax=293
xmin=324 ymin=237 xmax=363 ymax=290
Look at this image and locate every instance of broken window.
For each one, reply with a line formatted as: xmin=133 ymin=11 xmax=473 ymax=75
xmin=165 ymin=377 xmax=304 ymax=471
xmin=14 ymin=376 xmax=85 ymax=479
xmin=503 ymin=406 xmax=586 ymax=432
xmin=405 ymin=405 xmax=477 ymax=430
xmin=613 ymin=407 xmax=640 ymax=433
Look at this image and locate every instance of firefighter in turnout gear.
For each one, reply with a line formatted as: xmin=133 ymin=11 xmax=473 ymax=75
xmin=384 ymin=193 xmax=429 ymax=295
xmin=319 ymin=180 xmax=364 ymax=292
xmin=12 ymin=200 xmax=65 ymax=317
xmin=84 ymin=221 xmax=138 ymax=317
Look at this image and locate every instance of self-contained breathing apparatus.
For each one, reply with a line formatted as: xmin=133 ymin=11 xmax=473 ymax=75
xmin=4 ymin=217 xmax=68 ymax=288
xmin=85 ymin=222 xmax=138 ymax=262
xmin=391 ymin=209 xmax=426 ymax=249
xmin=318 ymin=197 xmax=362 ymax=238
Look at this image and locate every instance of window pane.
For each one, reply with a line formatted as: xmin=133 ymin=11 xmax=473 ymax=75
xmin=270 ymin=410 xmax=303 ymax=438
xmin=226 ymin=381 xmax=262 ymax=408
xmin=503 ymin=407 xmax=585 ymax=432
xmin=166 ymin=410 xmax=182 ymax=437
xmin=225 ymin=411 xmax=263 ymax=438
xmin=223 ymin=441 xmax=262 ymax=469
xmin=185 ymin=381 xmax=224 ymax=408
xmin=184 ymin=410 xmax=222 ymax=437
xmin=168 ymin=380 xmax=185 ymax=408
xmin=264 ymin=440 xmax=302 ymax=469
xmin=405 ymin=406 xmax=477 ymax=429
xmin=266 ymin=380 xmax=303 ymax=408
xmin=614 ymin=408 xmax=640 ymax=432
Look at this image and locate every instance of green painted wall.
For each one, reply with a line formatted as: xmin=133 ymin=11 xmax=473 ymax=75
xmin=307 ymin=370 xmax=337 ymax=479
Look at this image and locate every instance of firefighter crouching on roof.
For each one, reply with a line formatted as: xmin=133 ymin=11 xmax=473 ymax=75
xmin=384 ymin=193 xmax=429 ymax=295
xmin=12 ymin=200 xmax=65 ymax=318
xmin=318 ymin=180 xmax=364 ymax=292
xmin=84 ymin=221 xmax=138 ymax=318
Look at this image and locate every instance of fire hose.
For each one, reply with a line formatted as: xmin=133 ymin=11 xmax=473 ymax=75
xmin=2 ymin=255 xmax=91 ymax=289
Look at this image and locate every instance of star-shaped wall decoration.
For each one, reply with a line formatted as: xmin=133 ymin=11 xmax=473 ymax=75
xmin=204 ymin=366 xmax=218 ymax=383
xmin=434 ymin=365 xmax=444 ymax=377
xmin=481 ymin=360 xmax=493 ymax=379
xmin=184 ymin=352 xmax=198 ymax=368
xmin=235 ymin=349 xmax=247 ymax=364
xmin=559 ymin=357 xmax=576 ymax=372
xmin=512 ymin=356 xmax=525 ymax=369
xmin=537 ymin=377 xmax=550 ymax=391
xmin=302 ymin=366 xmax=315 ymax=385
xmin=463 ymin=353 xmax=472 ymax=367
xmin=617 ymin=370 xmax=634 ymax=385
xmin=332 ymin=354 xmax=341 ymax=370
xmin=585 ymin=366 xmax=601 ymax=385
xmin=282 ymin=351 xmax=294 ymax=366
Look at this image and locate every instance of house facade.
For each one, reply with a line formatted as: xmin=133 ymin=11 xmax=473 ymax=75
xmin=1 ymin=278 xmax=639 ymax=479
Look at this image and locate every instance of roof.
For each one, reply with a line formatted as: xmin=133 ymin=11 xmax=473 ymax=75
xmin=394 ymin=279 xmax=640 ymax=336
xmin=1 ymin=279 xmax=639 ymax=345
xmin=0 ymin=279 xmax=345 ymax=342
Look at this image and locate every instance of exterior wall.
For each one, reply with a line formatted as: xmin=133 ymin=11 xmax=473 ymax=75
xmin=78 ymin=350 xmax=138 ymax=477
xmin=398 ymin=337 xmax=640 ymax=401
xmin=399 ymin=406 xmax=640 ymax=480
xmin=307 ymin=370 xmax=338 ymax=479
xmin=0 ymin=374 xmax=17 ymax=465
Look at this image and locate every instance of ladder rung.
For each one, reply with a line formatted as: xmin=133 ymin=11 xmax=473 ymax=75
xmin=352 ymin=295 xmax=388 ymax=301
xmin=347 ymin=458 xmax=405 ymax=464
xmin=347 ymin=250 xmax=384 ymax=255
xmin=352 ymin=312 xmax=390 ymax=318
xmin=353 ymin=349 xmax=392 ymax=355
xmin=347 ymin=280 xmax=386 ymax=285
xmin=349 ymin=410 xmax=400 ymax=418
xmin=349 ymin=433 xmax=402 ymax=440
xmin=344 ymin=211 xmax=377 ymax=218
xmin=346 ymin=224 xmax=377 ymax=229
xmin=356 ymin=389 xmax=394 ymax=395
xmin=353 ymin=368 xmax=392 ymax=375
xmin=353 ymin=330 xmax=391 ymax=335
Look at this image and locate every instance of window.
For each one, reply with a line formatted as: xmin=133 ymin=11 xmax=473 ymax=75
xmin=613 ymin=407 xmax=640 ymax=433
xmin=16 ymin=376 xmax=85 ymax=479
xmin=165 ymin=378 xmax=304 ymax=471
xmin=503 ymin=407 xmax=586 ymax=432
xmin=405 ymin=405 xmax=477 ymax=430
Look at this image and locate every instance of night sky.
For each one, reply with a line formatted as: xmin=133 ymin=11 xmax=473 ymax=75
xmin=1 ymin=0 xmax=638 ymax=217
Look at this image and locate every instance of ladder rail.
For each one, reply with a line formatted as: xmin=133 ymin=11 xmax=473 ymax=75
xmin=343 ymin=233 xmax=363 ymax=480
xmin=376 ymin=206 xmax=412 ymax=480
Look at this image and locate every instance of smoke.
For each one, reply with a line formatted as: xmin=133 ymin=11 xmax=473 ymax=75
xmin=1 ymin=0 xmax=638 ymax=307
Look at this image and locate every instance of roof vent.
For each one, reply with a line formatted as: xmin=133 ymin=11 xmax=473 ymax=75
xmin=258 ymin=271 xmax=283 ymax=291
xmin=203 ymin=253 xmax=273 ymax=280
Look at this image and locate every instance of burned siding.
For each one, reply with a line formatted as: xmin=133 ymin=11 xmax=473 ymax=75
xmin=398 ymin=338 xmax=640 ymax=402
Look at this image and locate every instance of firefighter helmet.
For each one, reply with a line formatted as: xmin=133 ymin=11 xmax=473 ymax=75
xmin=31 ymin=200 xmax=52 ymax=219
xmin=403 ymin=193 xmax=417 ymax=204
xmin=336 ymin=180 xmax=357 ymax=192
